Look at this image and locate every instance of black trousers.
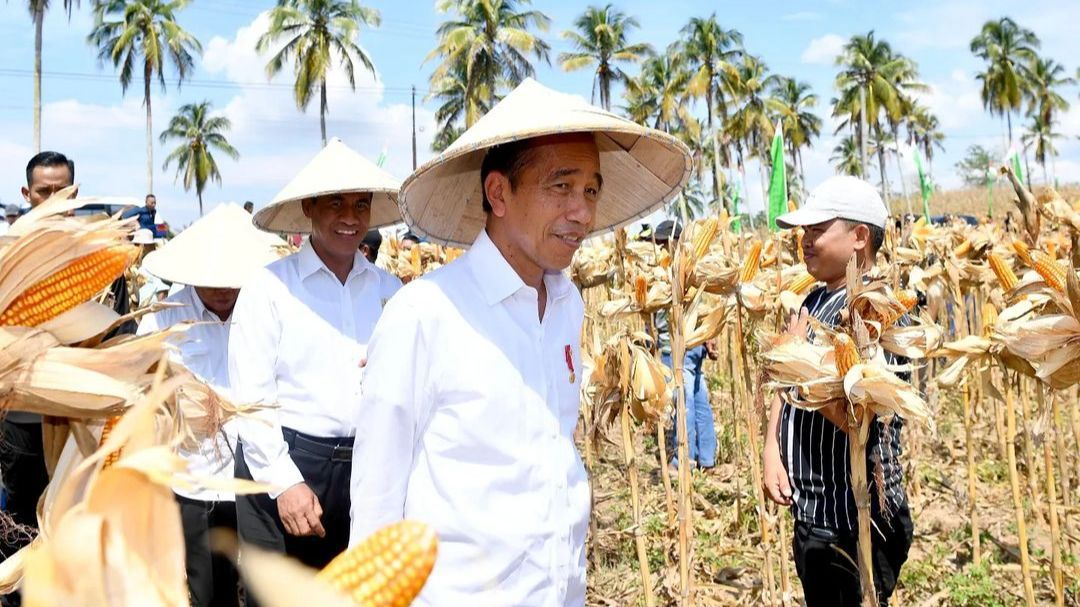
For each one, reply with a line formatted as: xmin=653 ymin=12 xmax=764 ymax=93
xmin=793 ymin=504 xmax=914 ymax=607
xmin=177 ymin=495 xmax=239 ymax=607
xmin=234 ymin=428 xmax=352 ymax=601
xmin=0 ymin=420 xmax=48 ymax=557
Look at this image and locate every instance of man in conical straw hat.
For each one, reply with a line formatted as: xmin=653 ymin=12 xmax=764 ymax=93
xmin=227 ymin=138 xmax=403 ymax=578
xmin=350 ymin=78 xmax=691 ymax=605
xmin=136 ymin=203 xmax=284 ymax=607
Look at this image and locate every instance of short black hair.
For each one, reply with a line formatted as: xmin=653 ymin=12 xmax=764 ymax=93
xmin=844 ymin=219 xmax=885 ymax=254
xmin=146 ymin=193 xmax=156 ymax=201
xmin=479 ymin=140 xmax=540 ymax=213
xmin=402 ymin=232 xmax=422 ymax=244
xmin=243 ymin=200 xmax=254 ymax=209
xmin=25 ymin=151 xmax=74 ymax=186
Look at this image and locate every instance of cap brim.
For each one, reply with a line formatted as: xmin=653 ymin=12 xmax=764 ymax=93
xmin=775 ymin=208 xmax=837 ymax=229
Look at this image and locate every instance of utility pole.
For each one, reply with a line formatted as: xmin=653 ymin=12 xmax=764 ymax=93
xmin=411 ymin=85 xmax=418 ymax=170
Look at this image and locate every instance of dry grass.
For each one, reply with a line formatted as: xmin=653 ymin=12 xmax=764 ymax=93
xmin=887 ymin=186 xmax=1080 ymax=221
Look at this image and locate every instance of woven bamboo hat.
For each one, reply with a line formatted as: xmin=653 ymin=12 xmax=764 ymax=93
xmin=254 ymin=138 xmax=402 ymax=234
xmin=142 ymin=203 xmax=286 ymax=288
xmin=399 ymin=78 xmax=693 ymax=247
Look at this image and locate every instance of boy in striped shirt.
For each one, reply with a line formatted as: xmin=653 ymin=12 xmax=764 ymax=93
xmin=762 ymin=176 xmax=914 ymax=606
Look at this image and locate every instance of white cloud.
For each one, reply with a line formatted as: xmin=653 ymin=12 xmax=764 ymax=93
xmin=800 ymin=34 xmax=845 ymax=66
xmin=911 ymin=70 xmax=984 ymax=131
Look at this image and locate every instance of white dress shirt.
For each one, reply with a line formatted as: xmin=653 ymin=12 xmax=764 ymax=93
xmin=137 ymin=286 xmax=236 ymax=502
xmin=228 ymin=240 xmax=401 ymax=496
xmin=350 ymin=230 xmax=590 ymax=607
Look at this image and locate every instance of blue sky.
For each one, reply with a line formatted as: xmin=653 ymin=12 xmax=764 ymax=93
xmin=1 ymin=0 xmax=1079 ymax=229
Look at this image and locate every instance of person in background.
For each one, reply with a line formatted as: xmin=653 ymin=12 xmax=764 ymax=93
xmin=359 ymin=229 xmax=382 ymax=264
xmin=123 ymin=194 xmax=159 ymax=233
xmin=0 ymin=205 xmax=21 ymax=236
xmin=400 ymin=231 xmax=421 ymax=250
xmin=230 ymin=139 xmax=402 ymax=597
xmin=137 ymin=203 xmax=283 ymax=607
xmin=244 ymin=201 xmax=255 ymax=214
xmin=652 ymin=220 xmax=718 ymax=472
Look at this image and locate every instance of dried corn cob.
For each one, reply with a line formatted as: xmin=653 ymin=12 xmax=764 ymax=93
xmin=1031 ymin=251 xmax=1068 ymax=292
xmin=987 ymin=253 xmax=1019 ymax=290
xmin=99 ymin=415 xmax=122 ymax=469
xmin=739 ymin=241 xmax=763 ymax=283
xmin=1011 ymin=240 xmax=1033 ymax=266
xmin=691 ymin=217 xmax=718 ymax=261
xmin=317 ymin=520 xmax=437 ymax=607
xmin=786 ymin=272 xmax=818 ymax=295
xmin=833 ymin=334 xmax=860 ymax=377
xmin=633 ymin=275 xmax=647 ymax=307
xmin=981 ymin=302 xmax=998 ymax=338
xmin=0 ymin=245 xmax=135 ymax=327
xmin=953 ymin=239 xmax=972 ymax=257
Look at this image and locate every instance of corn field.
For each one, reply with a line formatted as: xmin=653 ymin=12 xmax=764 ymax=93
xmin=1 ymin=173 xmax=1080 ymax=606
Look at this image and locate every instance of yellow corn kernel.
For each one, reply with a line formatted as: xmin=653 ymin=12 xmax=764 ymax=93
xmin=0 ymin=245 xmax=136 ymax=327
xmin=633 ymin=275 xmax=647 ymax=307
xmin=786 ymin=272 xmax=817 ymax=295
xmin=987 ymin=253 xmax=1018 ymax=291
xmin=100 ymin=415 xmax=122 ymax=469
xmin=1032 ymin=251 xmax=1068 ymax=292
xmin=739 ymin=240 xmax=763 ymax=283
xmin=832 ymin=334 xmax=860 ymax=377
xmin=953 ymin=239 xmax=972 ymax=257
xmin=796 ymin=229 xmax=805 ymax=264
xmin=317 ymin=520 xmax=438 ymax=607
xmin=1011 ymin=240 xmax=1033 ymax=266
xmin=691 ymin=217 xmax=718 ymax=261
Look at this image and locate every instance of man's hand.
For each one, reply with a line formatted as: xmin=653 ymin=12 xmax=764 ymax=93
xmin=704 ymin=339 xmax=720 ymax=360
xmin=763 ymin=442 xmax=792 ymax=506
xmin=277 ymin=483 xmax=325 ymax=538
xmin=785 ymin=307 xmax=810 ymax=339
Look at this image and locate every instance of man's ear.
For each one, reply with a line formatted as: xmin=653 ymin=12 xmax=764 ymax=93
xmin=301 ymin=198 xmax=313 ymax=219
xmin=484 ymin=171 xmax=510 ymax=218
xmin=20 ymin=186 xmax=30 ymax=204
xmin=852 ymin=222 xmax=871 ymax=252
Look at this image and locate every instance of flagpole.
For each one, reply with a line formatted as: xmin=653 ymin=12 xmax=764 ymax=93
xmin=411 ymin=85 xmax=418 ymax=171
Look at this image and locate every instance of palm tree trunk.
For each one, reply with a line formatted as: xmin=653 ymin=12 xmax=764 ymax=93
xmin=875 ymin=124 xmax=889 ymax=203
xmin=197 ymin=189 xmax=204 ymax=217
xmin=1006 ymin=111 xmax=1014 ymax=146
xmin=705 ymin=82 xmax=725 ymax=213
xmin=144 ymin=63 xmax=154 ymax=195
xmin=320 ymin=81 xmax=328 ymax=147
xmin=33 ymin=6 xmax=44 ymax=154
xmin=1042 ymin=159 xmax=1049 ymax=187
xmin=891 ymin=124 xmax=911 ymax=215
xmin=858 ymin=86 xmax=869 ymax=181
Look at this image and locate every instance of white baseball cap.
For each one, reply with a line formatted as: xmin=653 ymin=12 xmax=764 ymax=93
xmin=776 ymin=175 xmax=888 ymax=229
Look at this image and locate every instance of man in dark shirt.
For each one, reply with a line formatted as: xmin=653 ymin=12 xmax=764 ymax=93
xmin=122 ymin=193 xmax=158 ymax=233
xmin=762 ymin=176 xmax=914 ymax=607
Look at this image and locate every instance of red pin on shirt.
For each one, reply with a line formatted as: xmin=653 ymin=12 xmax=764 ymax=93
xmin=564 ymin=345 xmax=576 ymax=384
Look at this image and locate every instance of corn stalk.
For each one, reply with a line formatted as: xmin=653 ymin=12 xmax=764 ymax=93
xmin=1038 ymin=387 xmax=1064 ymax=607
xmin=620 ymin=402 xmax=656 ymax=607
xmin=1003 ymin=371 xmax=1037 ymax=607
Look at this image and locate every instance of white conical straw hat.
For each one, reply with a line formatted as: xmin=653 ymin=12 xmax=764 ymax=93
xmin=142 ymin=203 xmax=287 ymax=289
xmin=254 ymin=137 xmax=402 ymax=234
xmin=400 ymin=78 xmax=693 ymax=247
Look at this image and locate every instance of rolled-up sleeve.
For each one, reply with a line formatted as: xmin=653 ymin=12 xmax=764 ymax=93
xmin=228 ymin=271 xmax=303 ymax=498
xmin=349 ymin=293 xmax=430 ymax=546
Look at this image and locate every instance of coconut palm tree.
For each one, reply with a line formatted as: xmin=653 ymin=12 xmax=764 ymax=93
xmin=906 ymin=103 xmax=945 ymax=176
xmin=428 ymin=59 xmax=492 ymax=151
xmin=89 ymin=0 xmax=201 ymax=194
xmin=256 ymin=0 xmax=381 ymax=147
xmin=1024 ymin=55 xmax=1073 ymax=131
xmin=767 ymin=76 xmax=821 ymax=183
xmin=559 ymin=4 xmax=652 ymax=111
xmin=831 ymin=134 xmax=862 ymax=177
xmin=159 ymin=101 xmax=239 ymax=217
xmin=428 ymin=0 xmax=550 ymax=128
xmin=28 ymin=0 xmax=80 ymax=153
xmin=669 ymin=178 xmax=708 ymax=225
xmin=679 ymin=14 xmax=742 ymax=208
xmin=1021 ymin=114 xmax=1061 ymax=185
xmin=834 ymin=32 xmax=918 ymax=200
xmin=623 ymin=50 xmax=694 ymax=133
xmin=728 ymin=54 xmax=780 ymax=198
xmin=970 ymin=17 xmax=1040 ymax=144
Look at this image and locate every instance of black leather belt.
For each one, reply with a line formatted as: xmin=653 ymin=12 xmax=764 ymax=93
xmin=282 ymin=427 xmax=354 ymax=462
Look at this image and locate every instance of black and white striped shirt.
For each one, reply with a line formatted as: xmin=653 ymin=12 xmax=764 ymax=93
xmin=778 ymin=285 xmax=908 ymax=531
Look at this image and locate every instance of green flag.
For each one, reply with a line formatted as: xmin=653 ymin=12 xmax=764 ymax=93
xmin=1009 ymin=147 xmax=1025 ymax=186
xmin=767 ymin=121 xmax=787 ymax=232
xmin=376 ymin=147 xmax=388 ymax=168
xmin=914 ymin=151 xmax=932 ymax=220
xmin=730 ymin=172 xmax=742 ymax=233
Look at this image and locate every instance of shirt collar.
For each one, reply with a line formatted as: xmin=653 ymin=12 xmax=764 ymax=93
xmin=297 ymin=237 xmax=371 ymax=282
xmin=182 ymin=286 xmax=221 ymax=322
xmin=467 ymin=229 xmax=573 ymax=306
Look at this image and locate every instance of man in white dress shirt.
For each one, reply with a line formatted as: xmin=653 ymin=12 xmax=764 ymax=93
xmin=137 ymin=203 xmax=284 ymax=607
xmin=229 ymin=139 xmax=403 ymax=578
xmin=350 ymin=79 xmax=691 ymax=605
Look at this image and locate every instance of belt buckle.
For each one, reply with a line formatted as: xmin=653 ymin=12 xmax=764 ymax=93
xmin=332 ymin=444 xmax=352 ymax=462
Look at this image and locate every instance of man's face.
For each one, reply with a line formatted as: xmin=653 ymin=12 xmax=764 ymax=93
xmin=801 ymin=219 xmax=867 ymax=284
xmin=22 ymin=164 xmax=75 ymax=207
xmin=194 ymin=286 xmax=240 ymax=320
xmin=302 ymin=193 xmax=371 ymax=261
xmin=486 ymin=135 xmax=601 ymax=273
xmin=145 ymin=196 xmax=157 ymax=211
xmin=5 ymin=214 xmax=17 ymax=225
